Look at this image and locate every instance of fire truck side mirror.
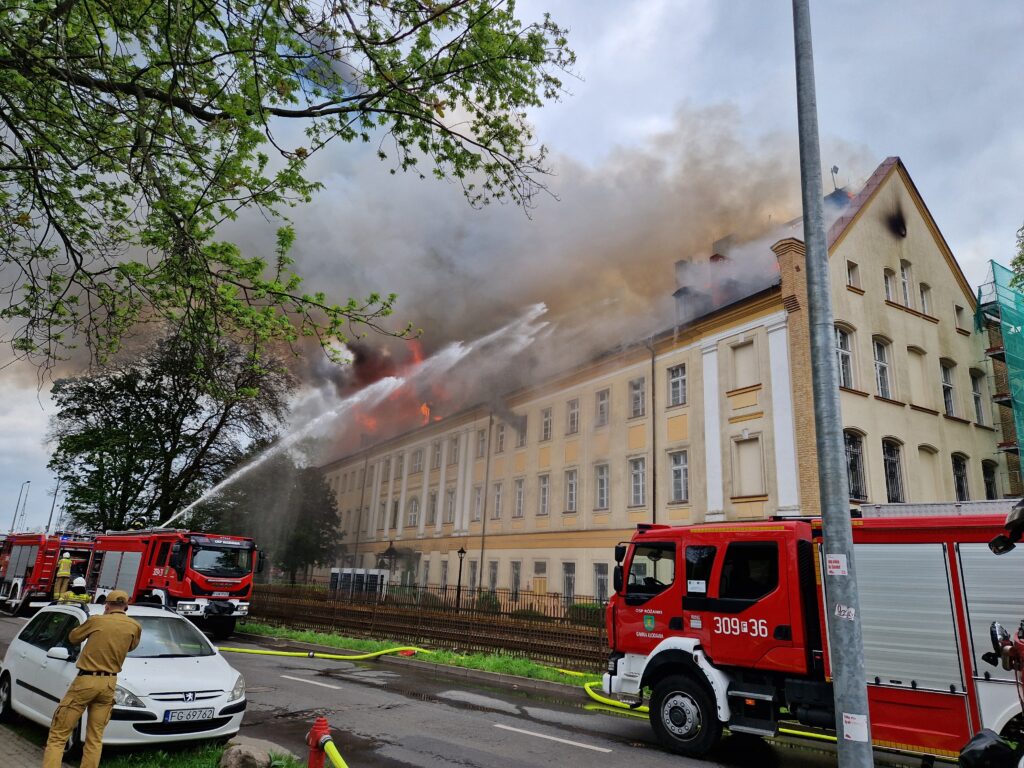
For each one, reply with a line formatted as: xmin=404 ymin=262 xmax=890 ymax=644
xmin=169 ymin=544 xmax=186 ymax=577
xmin=614 ymin=544 xmax=627 ymax=564
xmin=989 ymin=534 xmax=1016 ymax=556
xmin=256 ymin=550 xmax=266 ymax=574
xmin=613 ymin=565 xmax=623 ymax=594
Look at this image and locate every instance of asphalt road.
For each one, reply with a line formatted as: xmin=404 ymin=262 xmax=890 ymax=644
xmin=0 ymin=614 xmax=935 ymax=767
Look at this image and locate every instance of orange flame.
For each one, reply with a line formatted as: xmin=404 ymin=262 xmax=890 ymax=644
xmin=420 ymin=403 xmax=431 ymax=424
xmin=407 ymin=339 xmax=425 ymax=366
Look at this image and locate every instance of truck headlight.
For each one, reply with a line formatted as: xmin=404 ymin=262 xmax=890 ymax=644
xmin=229 ymin=674 xmax=245 ymax=702
xmin=178 ymin=602 xmax=199 ymax=612
xmin=236 ymin=604 xmax=249 ymax=615
xmin=113 ymin=686 xmax=146 ymax=708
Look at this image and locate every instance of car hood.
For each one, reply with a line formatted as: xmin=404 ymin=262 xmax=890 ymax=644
xmin=120 ymin=654 xmax=237 ymax=696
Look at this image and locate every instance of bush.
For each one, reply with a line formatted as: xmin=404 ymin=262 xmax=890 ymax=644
xmin=417 ymin=591 xmax=446 ymax=608
xmin=565 ymin=602 xmax=604 ymax=626
xmin=474 ymin=590 xmax=501 ymax=614
xmin=510 ymin=607 xmax=551 ymax=623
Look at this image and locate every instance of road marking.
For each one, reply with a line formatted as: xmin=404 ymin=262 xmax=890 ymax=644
xmin=493 ymin=723 xmax=612 ymax=753
xmin=280 ymin=674 xmax=340 ymax=690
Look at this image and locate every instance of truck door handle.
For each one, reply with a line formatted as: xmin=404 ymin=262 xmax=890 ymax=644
xmin=669 ymin=617 xmax=683 ymax=630
xmin=773 ymin=625 xmax=792 ymax=640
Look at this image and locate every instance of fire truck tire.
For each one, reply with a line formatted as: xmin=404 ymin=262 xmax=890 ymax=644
xmin=208 ymin=617 xmax=237 ymax=641
xmin=649 ymin=674 xmax=722 ymax=757
xmin=0 ymin=673 xmax=14 ymax=722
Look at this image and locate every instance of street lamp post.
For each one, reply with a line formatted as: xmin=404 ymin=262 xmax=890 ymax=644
xmin=455 ymin=547 xmax=466 ymax=612
xmin=9 ymin=480 xmax=28 ymax=534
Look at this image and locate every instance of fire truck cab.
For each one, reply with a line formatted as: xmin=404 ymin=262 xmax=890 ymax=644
xmin=0 ymin=533 xmax=93 ymax=613
xmin=91 ymin=529 xmax=262 ymax=639
xmin=603 ymin=514 xmax=1024 ymax=760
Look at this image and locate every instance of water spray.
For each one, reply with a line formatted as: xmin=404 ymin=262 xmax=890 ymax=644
xmin=159 ymin=304 xmax=549 ymax=528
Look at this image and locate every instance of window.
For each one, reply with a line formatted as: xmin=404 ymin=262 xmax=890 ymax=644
xmin=562 ymin=562 xmax=576 ymax=606
xmin=407 ymin=497 xmax=419 ymax=527
xmin=668 ymin=365 xmax=687 ymax=406
xmin=629 ymin=457 xmax=646 ymax=506
xmin=627 ymin=542 xmax=676 ymax=597
xmin=449 ymin=436 xmax=459 ymax=464
xmin=719 ymin=542 xmax=779 ymax=601
xmin=566 ymin=398 xmax=580 ymax=435
xmin=954 ymin=304 xmax=966 ymax=329
xmin=472 ymin=485 xmax=482 ymax=522
xmin=378 ymin=502 xmax=385 ymax=530
xmin=899 ymin=260 xmax=913 ymax=307
xmin=395 ymin=454 xmax=404 ymax=476
xmin=732 ymin=340 xmax=757 ymax=390
xmin=882 ymin=439 xmax=905 ymax=503
xmin=564 ymin=469 xmax=578 ymax=512
xmin=919 ymin=283 xmax=931 ymax=315
xmin=733 ymin=436 xmax=765 ymax=497
xmin=411 ymin=449 xmax=423 ymax=474
xmin=488 ymin=560 xmax=498 ymax=591
xmin=422 ymin=559 xmax=430 ymax=587
xmin=476 ymin=429 xmax=486 ymax=458
xmin=534 ymin=560 xmax=547 ymax=578
xmin=952 ymin=454 xmax=970 ymax=502
xmin=382 ymin=458 xmax=391 ymax=482
xmin=846 ymin=260 xmax=860 ymax=289
xmin=629 ymin=377 xmax=646 ymax=418
xmin=431 ymin=442 xmax=441 ymax=469
xmin=670 ymin=450 xmax=689 ymax=503
xmin=541 ymin=408 xmax=552 ymax=441
xmin=469 ymin=561 xmax=478 ymax=591
xmin=495 ymin=424 xmax=505 ymax=453
xmin=941 ymin=361 xmax=956 ymax=417
xmin=492 ymin=482 xmax=503 ymax=519
xmin=427 ymin=491 xmax=438 ymax=525
xmin=516 ymin=416 xmax=527 ymax=448
xmin=835 ymin=326 xmax=854 ymax=389
xmin=594 ymin=563 xmax=609 ymax=603
xmin=538 ymin=474 xmax=550 ymax=516
xmin=444 ymin=488 xmax=456 ymax=524
xmin=873 ymin=338 xmax=892 ymax=399
xmin=440 ymin=561 xmax=448 ymax=589
xmin=972 ymin=372 xmax=986 ymax=425
xmin=883 ymin=268 xmax=896 ymax=301
xmin=844 ymin=431 xmax=868 ymax=501
xmin=595 ymin=464 xmax=609 ymax=510
xmin=685 ymin=545 xmax=716 ymax=595
xmin=20 ymin=612 xmax=76 ymax=651
xmin=510 ymin=561 xmax=522 ymax=601
xmin=513 ymin=478 xmax=525 ymax=518
xmin=983 ymin=461 xmax=999 ymax=500
xmin=595 ymin=389 xmax=610 ymax=427
xmin=391 ymin=500 xmax=400 ymax=528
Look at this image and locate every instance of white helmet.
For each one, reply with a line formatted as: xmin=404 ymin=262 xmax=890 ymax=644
xmin=72 ymin=577 xmax=86 ymax=588
xmin=62 ymin=552 xmax=70 ymax=558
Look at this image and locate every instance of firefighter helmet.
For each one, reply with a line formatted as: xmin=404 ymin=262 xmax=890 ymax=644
xmin=72 ymin=577 xmax=86 ymax=588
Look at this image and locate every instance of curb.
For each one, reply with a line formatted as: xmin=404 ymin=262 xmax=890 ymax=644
xmin=230 ymin=631 xmax=590 ymax=699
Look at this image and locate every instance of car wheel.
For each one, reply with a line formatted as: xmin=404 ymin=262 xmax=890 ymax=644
xmin=0 ymin=673 xmax=14 ymax=722
xmin=649 ymin=673 xmax=722 ymax=757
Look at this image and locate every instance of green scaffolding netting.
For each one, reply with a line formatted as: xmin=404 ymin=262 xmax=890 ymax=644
xmin=977 ymin=260 xmax=1024 ymax=444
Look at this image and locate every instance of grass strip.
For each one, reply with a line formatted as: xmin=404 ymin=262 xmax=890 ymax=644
xmin=237 ymin=621 xmax=603 ymax=687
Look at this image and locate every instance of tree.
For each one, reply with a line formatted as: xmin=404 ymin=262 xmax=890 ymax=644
xmin=0 ymin=1 xmax=574 ymax=371
xmin=187 ymin=448 xmax=343 ymax=583
xmin=47 ymin=336 xmax=294 ymax=530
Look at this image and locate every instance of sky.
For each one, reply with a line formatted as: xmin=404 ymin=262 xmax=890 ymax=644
xmin=3 ymin=1 xmax=1023 ymax=531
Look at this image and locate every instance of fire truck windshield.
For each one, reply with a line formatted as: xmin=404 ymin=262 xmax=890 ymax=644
xmin=190 ymin=546 xmax=251 ymax=578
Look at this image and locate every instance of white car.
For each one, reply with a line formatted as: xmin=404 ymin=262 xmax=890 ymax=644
xmin=0 ymin=602 xmax=245 ymax=748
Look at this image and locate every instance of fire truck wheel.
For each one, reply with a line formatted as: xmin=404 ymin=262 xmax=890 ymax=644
xmin=649 ymin=674 xmax=722 ymax=757
xmin=0 ymin=673 xmax=13 ymax=722
xmin=208 ymin=617 xmax=237 ymax=641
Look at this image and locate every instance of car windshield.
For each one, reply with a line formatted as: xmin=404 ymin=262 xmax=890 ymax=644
xmin=190 ymin=546 xmax=251 ymax=578
xmin=127 ymin=616 xmax=215 ymax=658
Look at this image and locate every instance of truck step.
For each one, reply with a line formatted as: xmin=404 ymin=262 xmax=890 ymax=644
xmin=727 ymin=683 xmax=777 ymax=702
xmin=728 ymin=716 xmax=779 ymax=738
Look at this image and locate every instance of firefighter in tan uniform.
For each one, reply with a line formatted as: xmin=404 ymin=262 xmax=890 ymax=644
xmin=42 ymin=590 xmax=142 ymax=768
xmin=52 ymin=551 xmax=73 ymax=597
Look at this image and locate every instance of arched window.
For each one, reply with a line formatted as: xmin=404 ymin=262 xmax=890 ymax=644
xmin=918 ymin=283 xmax=932 ymax=315
xmin=899 ymin=260 xmax=913 ymax=307
xmin=951 ymin=454 xmax=970 ymax=502
xmin=883 ymin=268 xmax=896 ymax=301
xmin=940 ymin=360 xmax=957 ymax=417
xmin=844 ymin=430 xmax=868 ymax=501
xmin=971 ymin=370 xmax=987 ymax=425
xmin=882 ymin=438 xmax=904 ymax=503
xmin=835 ymin=325 xmax=854 ymax=389
xmin=407 ymin=497 xmax=420 ymax=527
xmin=873 ymin=337 xmax=893 ymax=399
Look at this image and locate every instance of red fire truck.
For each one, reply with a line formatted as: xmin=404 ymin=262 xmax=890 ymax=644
xmin=0 ymin=533 xmax=93 ymax=613
xmin=602 ymin=512 xmax=1024 ymax=760
xmin=89 ymin=529 xmax=263 ymax=639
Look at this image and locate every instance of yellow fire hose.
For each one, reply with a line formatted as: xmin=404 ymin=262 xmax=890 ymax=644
xmin=218 ymin=645 xmax=433 ymax=661
xmin=323 ymin=737 xmax=350 ymax=768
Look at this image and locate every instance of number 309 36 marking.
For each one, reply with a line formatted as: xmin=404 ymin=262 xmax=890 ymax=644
xmin=712 ymin=617 xmax=769 ymax=637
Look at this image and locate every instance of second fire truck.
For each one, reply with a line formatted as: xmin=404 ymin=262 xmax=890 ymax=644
xmin=603 ymin=508 xmax=1024 ymax=760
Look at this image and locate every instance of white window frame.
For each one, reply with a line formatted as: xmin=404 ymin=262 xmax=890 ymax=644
xmin=941 ymin=362 xmax=956 ymax=417
xmin=541 ymin=407 xmax=552 ymax=441
xmin=972 ymin=373 xmax=986 ymax=425
xmin=670 ymin=450 xmax=689 ymax=503
xmin=668 ymin=365 xmax=687 ymax=406
xmin=595 ymin=463 xmax=609 ymax=510
xmin=513 ymin=478 xmax=525 ymax=518
xmin=495 ymin=424 xmax=505 ymax=453
xmin=899 ymin=261 xmax=913 ymax=307
xmin=476 ymin=429 xmax=486 ymax=458
xmin=492 ymin=482 xmax=503 ymax=519
xmin=444 ymin=488 xmax=456 ymax=524
xmin=472 ymin=485 xmax=483 ymax=522
xmin=566 ymin=398 xmax=580 ymax=435
xmin=629 ymin=457 xmax=646 ymax=507
xmin=538 ymin=474 xmax=550 ymax=516
xmin=873 ymin=339 xmax=892 ymax=399
xmin=835 ymin=326 xmax=854 ymax=389
xmin=564 ymin=468 xmax=578 ymax=513
xmin=629 ymin=377 xmax=646 ymax=418
xmin=595 ymin=389 xmax=610 ymax=427
xmin=516 ymin=416 xmax=527 ymax=448
xmin=411 ymin=449 xmax=423 ymax=474
xmin=407 ymin=497 xmax=419 ymax=527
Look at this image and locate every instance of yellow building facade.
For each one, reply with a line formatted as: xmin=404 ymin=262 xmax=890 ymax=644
xmin=321 ymin=158 xmax=1009 ymax=598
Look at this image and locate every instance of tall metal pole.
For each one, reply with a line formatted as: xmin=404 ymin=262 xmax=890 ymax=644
xmin=46 ymin=479 xmax=62 ymax=535
xmin=791 ymin=2 xmax=872 ymax=765
xmin=17 ymin=481 xmax=30 ymax=530
xmin=9 ymin=480 xmax=27 ymax=533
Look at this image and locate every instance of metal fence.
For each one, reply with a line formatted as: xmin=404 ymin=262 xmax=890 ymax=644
xmin=250 ymin=584 xmax=608 ymax=669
